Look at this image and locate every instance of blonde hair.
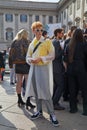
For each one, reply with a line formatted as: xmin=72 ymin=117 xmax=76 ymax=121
xmin=14 ymin=29 xmax=28 ymax=41
xmin=31 ymin=21 xmax=43 ymax=31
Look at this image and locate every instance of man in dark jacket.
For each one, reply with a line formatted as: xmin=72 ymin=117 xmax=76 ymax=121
xmin=52 ymin=28 xmax=65 ymax=110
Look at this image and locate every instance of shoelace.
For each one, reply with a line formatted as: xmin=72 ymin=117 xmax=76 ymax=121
xmin=34 ymin=111 xmax=40 ymax=116
xmin=51 ymin=115 xmax=57 ymax=121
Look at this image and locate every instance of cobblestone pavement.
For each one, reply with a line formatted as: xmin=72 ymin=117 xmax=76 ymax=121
xmin=0 ymin=74 xmax=87 ymax=130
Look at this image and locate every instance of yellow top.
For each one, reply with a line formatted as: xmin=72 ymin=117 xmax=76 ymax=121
xmin=27 ymin=37 xmax=54 ymax=65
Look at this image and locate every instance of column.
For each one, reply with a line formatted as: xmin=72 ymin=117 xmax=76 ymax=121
xmin=53 ymin=16 xmax=56 ymax=23
xmin=29 ymin=14 xmax=33 ymax=40
xmin=39 ymin=15 xmax=42 ymax=23
xmin=32 ymin=15 xmax=35 ymax=23
xmin=46 ymin=15 xmax=48 ymax=25
xmin=0 ymin=13 xmax=4 ymax=40
xmin=14 ymin=14 xmax=18 ymax=36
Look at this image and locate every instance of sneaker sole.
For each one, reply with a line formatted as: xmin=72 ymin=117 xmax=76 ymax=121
xmin=52 ymin=122 xmax=60 ymax=127
xmin=31 ymin=114 xmax=43 ymax=120
xmin=50 ymin=120 xmax=60 ymax=127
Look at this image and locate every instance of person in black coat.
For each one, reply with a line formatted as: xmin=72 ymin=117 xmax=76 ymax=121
xmin=0 ymin=50 xmax=6 ymax=81
xmin=0 ymin=51 xmax=5 ymax=80
xmin=64 ymin=28 xmax=87 ymax=115
xmin=82 ymin=23 xmax=87 ymax=42
xmin=63 ymin=26 xmax=77 ymax=101
xmin=52 ymin=28 xmax=65 ymax=110
xmin=0 ymin=51 xmax=5 ymax=109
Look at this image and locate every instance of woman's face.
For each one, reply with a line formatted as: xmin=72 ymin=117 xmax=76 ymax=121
xmin=33 ymin=27 xmax=43 ymax=40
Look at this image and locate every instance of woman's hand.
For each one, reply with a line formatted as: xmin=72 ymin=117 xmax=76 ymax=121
xmin=63 ymin=61 xmax=67 ymax=72
xmin=31 ymin=57 xmax=42 ymax=64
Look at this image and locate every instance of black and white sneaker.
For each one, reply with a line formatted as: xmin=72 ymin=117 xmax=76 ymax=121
xmin=50 ymin=114 xmax=59 ymax=127
xmin=31 ymin=111 xmax=43 ymax=120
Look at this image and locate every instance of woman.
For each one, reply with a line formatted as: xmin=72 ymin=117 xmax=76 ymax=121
xmin=0 ymin=51 xmax=5 ymax=82
xmin=0 ymin=51 xmax=5 ymax=109
xmin=9 ymin=29 xmax=35 ymax=108
xmin=64 ymin=28 xmax=87 ymax=115
xmin=25 ymin=21 xmax=59 ymax=127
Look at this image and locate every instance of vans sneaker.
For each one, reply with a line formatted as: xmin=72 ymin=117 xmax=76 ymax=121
xmin=50 ymin=114 xmax=59 ymax=127
xmin=31 ymin=111 xmax=43 ymax=120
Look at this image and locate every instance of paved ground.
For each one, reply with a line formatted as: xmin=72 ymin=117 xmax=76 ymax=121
xmin=0 ymin=74 xmax=87 ymax=130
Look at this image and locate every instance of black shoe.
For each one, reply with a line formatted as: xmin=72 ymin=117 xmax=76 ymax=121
xmin=10 ymin=82 xmax=14 ymax=85
xmin=82 ymin=112 xmax=87 ymax=116
xmin=17 ymin=94 xmax=25 ymax=107
xmin=18 ymin=100 xmax=25 ymax=107
xmin=54 ymin=104 xmax=65 ymax=110
xmin=0 ymin=105 xmax=2 ymax=109
xmin=50 ymin=114 xmax=59 ymax=127
xmin=31 ymin=111 xmax=43 ymax=120
xmin=69 ymin=109 xmax=78 ymax=113
xmin=15 ymin=81 xmax=17 ymax=83
xmin=26 ymin=97 xmax=36 ymax=109
xmin=26 ymin=102 xmax=36 ymax=109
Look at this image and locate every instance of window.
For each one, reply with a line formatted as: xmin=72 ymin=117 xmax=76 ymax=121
xmin=20 ymin=14 xmax=27 ymax=22
xmin=35 ymin=15 xmax=39 ymax=21
xmin=5 ymin=14 xmax=13 ymax=22
xmin=56 ymin=15 xmax=58 ymax=23
xmin=6 ymin=32 xmax=13 ymax=40
xmin=6 ymin=28 xmax=13 ymax=41
xmin=64 ymin=11 xmax=66 ymax=19
xmin=59 ymin=14 xmax=61 ymax=22
xmin=77 ymin=0 xmax=80 ymax=10
xmin=49 ymin=16 xmax=53 ymax=23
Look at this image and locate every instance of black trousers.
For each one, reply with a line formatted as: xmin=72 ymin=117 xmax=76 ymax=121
xmin=52 ymin=72 xmax=64 ymax=105
xmin=68 ymin=72 xmax=87 ymax=113
xmin=63 ymin=72 xmax=69 ymax=100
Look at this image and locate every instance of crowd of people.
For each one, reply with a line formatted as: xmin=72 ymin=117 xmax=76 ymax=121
xmin=0 ymin=21 xmax=87 ymax=127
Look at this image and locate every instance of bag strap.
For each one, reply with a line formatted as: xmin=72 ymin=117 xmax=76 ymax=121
xmin=33 ymin=42 xmax=42 ymax=53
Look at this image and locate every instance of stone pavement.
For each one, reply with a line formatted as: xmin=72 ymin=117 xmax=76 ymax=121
xmin=0 ymin=74 xmax=87 ymax=130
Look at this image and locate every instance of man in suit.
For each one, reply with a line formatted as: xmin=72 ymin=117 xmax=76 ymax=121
xmin=52 ymin=28 xmax=65 ymax=110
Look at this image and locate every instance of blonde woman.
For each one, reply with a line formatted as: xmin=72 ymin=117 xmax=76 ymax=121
xmin=9 ymin=29 xmax=35 ymax=108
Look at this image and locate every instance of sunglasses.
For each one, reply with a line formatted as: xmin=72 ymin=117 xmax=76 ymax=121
xmin=35 ymin=29 xmax=43 ymax=32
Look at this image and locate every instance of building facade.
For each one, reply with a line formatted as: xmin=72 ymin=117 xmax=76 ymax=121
xmin=0 ymin=0 xmax=58 ymax=49
xmin=57 ymin=0 xmax=87 ymax=32
xmin=0 ymin=0 xmax=87 ymax=49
